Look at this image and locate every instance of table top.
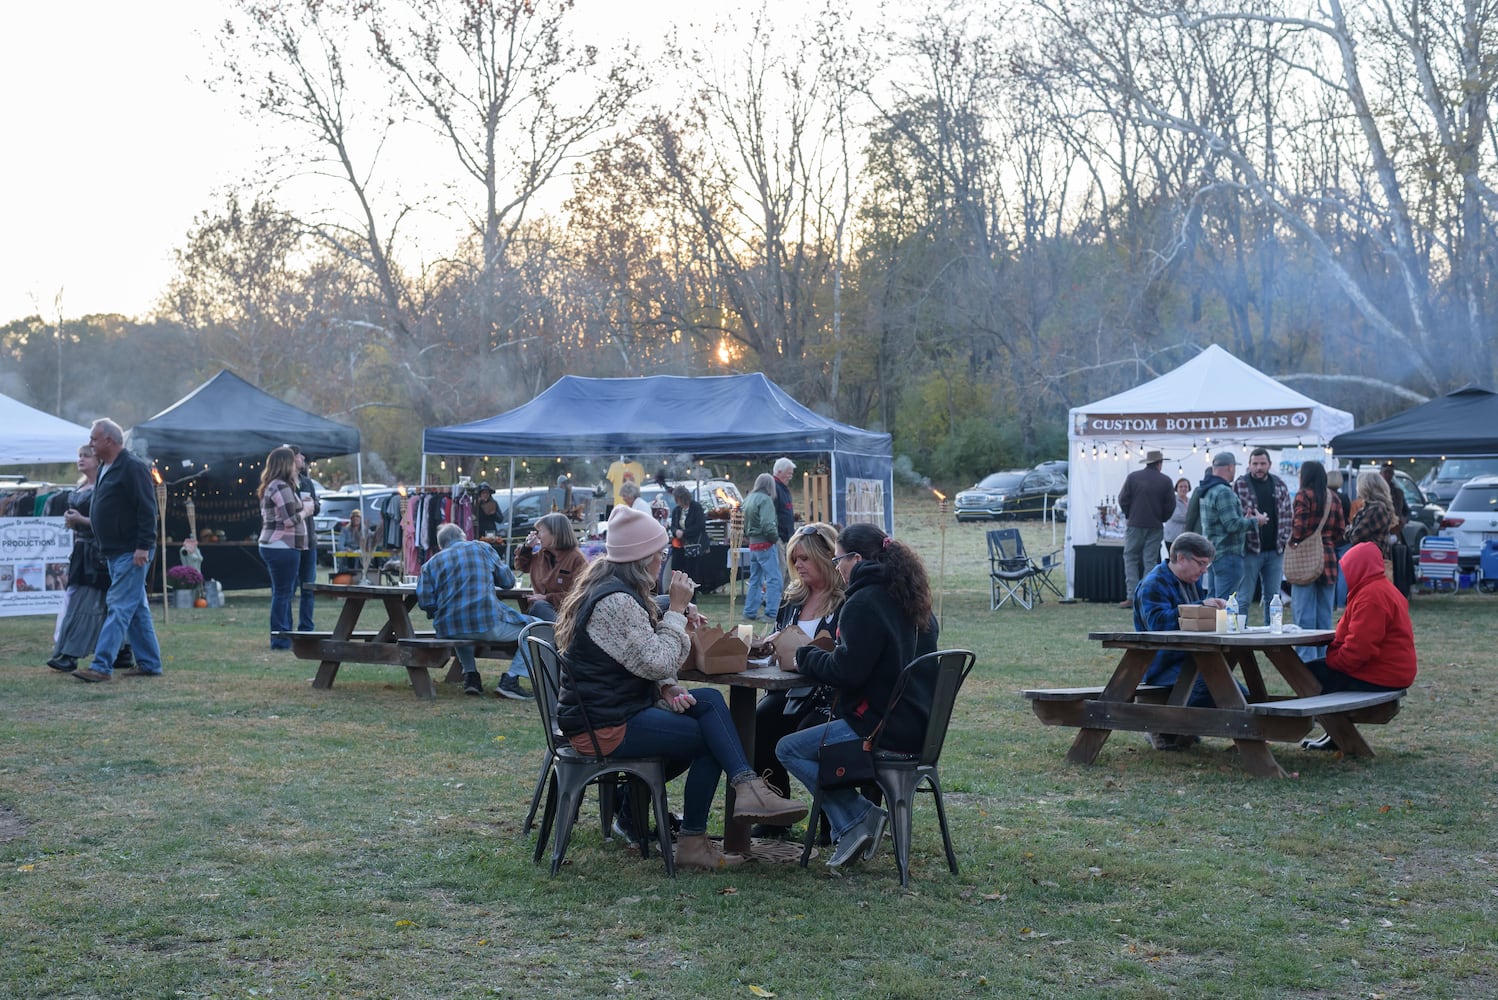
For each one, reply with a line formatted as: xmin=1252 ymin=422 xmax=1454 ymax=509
xmin=678 ymin=662 xmax=804 ymax=691
xmin=1087 ymin=628 xmax=1336 ymax=647
xmin=314 ymin=582 xmax=531 ymax=600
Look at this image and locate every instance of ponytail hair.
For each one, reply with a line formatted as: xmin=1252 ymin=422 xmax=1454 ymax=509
xmin=836 ymin=523 xmax=933 ymax=629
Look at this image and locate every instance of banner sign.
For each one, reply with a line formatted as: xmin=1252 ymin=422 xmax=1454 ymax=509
xmin=1074 ymin=407 xmax=1313 ymax=438
xmin=0 ymin=517 xmax=71 ymax=618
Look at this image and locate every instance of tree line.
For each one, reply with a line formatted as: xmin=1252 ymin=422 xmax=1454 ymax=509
xmin=4 ymin=0 xmax=1492 ymax=485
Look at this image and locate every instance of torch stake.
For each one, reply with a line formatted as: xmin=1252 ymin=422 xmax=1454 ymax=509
xmin=156 ymin=480 xmax=169 ymax=625
xmin=727 ymin=507 xmax=744 ymax=622
xmin=937 ymin=497 xmax=948 ymax=627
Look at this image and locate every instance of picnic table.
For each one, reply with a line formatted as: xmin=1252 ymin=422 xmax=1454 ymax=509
xmin=277 ymin=582 xmax=531 ymax=699
xmin=678 ymin=661 xmax=805 ymax=861
xmin=1022 ymin=628 xmax=1405 ymax=778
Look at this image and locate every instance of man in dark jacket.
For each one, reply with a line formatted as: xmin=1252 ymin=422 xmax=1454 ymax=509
xmin=1117 ymin=449 xmax=1177 ymax=607
xmin=772 ymin=457 xmax=796 ymax=543
xmin=73 ymin=418 xmax=164 ymax=682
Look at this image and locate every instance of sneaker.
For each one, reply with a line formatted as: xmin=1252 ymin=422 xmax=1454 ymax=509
xmin=1301 ymin=732 xmax=1339 ymax=752
xmin=463 ymin=671 xmax=484 ymax=696
xmin=118 ymin=667 xmax=163 ymax=678
xmin=495 ymin=674 xmax=533 ymax=700
xmin=47 ymin=655 xmax=77 ymax=672
xmin=826 ymin=805 xmax=886 ymax=868
xmin=72 ymin=668 xmax=112 ymax=683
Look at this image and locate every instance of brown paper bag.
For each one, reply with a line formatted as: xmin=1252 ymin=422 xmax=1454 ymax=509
xmin=687 ymin=623 xmax=749 ymax=674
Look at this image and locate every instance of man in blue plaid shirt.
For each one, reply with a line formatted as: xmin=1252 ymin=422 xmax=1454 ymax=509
xmin=1132 ymin=531 xmax=1229 ymax=749
xmin=418 ymin=522 xmax=540 ymax=699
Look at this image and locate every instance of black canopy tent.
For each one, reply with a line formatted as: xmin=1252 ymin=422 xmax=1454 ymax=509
xmin=127 ymin=371 xmax=361 ymax=589
xmin=421 ymin=373 xmax=894 ymax=533
xmin=1330 ymin=385 xmax=1498 ymax=457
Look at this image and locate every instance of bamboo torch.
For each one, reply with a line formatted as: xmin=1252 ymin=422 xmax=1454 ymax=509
xmin=727 ymin=501 xmax=744 ymax=622
xmin=933 ymin=489 xmax=948 ymax=627
xmin=153 ymin=467 xmax=169 ymax=624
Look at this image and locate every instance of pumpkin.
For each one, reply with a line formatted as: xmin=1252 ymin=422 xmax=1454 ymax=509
xmin=194 ymin=597 xmax=208 ymax=608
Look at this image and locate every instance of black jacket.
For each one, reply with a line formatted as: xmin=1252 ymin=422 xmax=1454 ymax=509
xmin=670 ymin=500 xmax=708 ymax=548
xmin=1118 ymin=465 xmax=1176 ymax=530
xmin=557 ymin=579 xmax=659 ymax=740
xmin=774 ymin=479 xmax=795 ymax=542
xmin=795 ymin=561 xmax=938 ymax=752
xmin=92 ymin=449 xmax=158 ymax=556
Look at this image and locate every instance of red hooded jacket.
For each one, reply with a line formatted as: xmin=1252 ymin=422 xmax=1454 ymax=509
xmin=1325 ymin=542 xmax=1417 ymax=689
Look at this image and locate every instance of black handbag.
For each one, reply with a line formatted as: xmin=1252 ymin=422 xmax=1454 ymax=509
xmin=815 ymin=661 xmax=915 ymax=789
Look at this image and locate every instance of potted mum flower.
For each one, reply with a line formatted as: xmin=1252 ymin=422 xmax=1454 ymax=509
xmin=167 ymin=564 xmax=205 ymax=608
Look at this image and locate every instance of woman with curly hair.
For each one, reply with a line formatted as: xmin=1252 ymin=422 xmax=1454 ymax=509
xmin=776 ymin=522 xmax=939 ymax=867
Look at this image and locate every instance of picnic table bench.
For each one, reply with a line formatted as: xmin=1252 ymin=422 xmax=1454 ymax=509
xmin=1022 ymin=629 xmax=1406 ymax=777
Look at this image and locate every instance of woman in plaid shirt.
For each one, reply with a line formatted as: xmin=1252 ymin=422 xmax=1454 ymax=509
xmin=1288 ymin=461 xmax=1345 ymax=660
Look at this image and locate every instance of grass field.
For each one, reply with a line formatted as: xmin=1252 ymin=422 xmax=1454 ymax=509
xmin=2 ymin=496 xmax=1496 ymax=998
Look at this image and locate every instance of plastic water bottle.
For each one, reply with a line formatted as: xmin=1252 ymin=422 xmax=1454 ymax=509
xmin=1269 ymin=593 xmax=1283 ymax=634
xmin=1225 ymin=592 xmax=1239 ymax=632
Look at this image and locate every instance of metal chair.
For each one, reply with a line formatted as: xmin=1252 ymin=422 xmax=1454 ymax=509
xmin=519 ymin=620 xmax=557 ymax=834
xmin=798 ymin=649 xmax=977 ymax=886
xmin=988 ymin=529 xmax=1037 ymax=610
xmin=525 ymin=635 xmax=676 ymax=877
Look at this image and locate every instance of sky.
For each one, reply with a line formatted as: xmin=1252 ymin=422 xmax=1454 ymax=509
xmin=0 ymin=0 xmax=810 ymax=325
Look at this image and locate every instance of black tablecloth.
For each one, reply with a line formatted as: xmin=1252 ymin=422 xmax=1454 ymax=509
xmin=1073 ymin=543 xmax=1126 ymax=603
xmin=154 ymin=543 xmax=270 ymax=592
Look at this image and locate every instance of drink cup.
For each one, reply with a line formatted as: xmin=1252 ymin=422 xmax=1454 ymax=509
xmin=1237 ymin=614 xmax=1248 ymax=632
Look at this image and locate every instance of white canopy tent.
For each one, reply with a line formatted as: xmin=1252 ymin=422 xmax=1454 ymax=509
xmin=1064 ymin=345 xmax=1355 ymax=598
xmin=0 ymin=392 xmax=92 ymax=466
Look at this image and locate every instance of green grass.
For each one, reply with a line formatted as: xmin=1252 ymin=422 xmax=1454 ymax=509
xmin=2 ymin=498 xmax=1496 ymax=998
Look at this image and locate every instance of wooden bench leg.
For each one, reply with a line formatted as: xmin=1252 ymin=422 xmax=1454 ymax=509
xmin=406 ymin=666 xmax=437 ymax=700
xmin=1232 ymin=739 xmax=1289 ymax=778
xmin=1317 ymin=715 xmax=1375 ymax=757
xmin=443 ymin=658 xmax=463 ymax=684
xmin=313 ymin=661 xmax=340 ymax=690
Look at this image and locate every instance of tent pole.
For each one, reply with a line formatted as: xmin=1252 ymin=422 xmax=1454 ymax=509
xmin=506 ymin=458 xmax=517 ymax=561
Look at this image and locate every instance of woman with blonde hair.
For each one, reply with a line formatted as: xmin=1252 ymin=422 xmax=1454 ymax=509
xmin=750 ymin=522 xmax=847 ymax=838
xmin=1344 ymin=471 xmax=1398 ymax=556
xmin=258 ymin=446 xmax=308 ymax=650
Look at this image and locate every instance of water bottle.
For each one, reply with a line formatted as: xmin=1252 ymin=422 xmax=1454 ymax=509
xmin=1269 ymin=593 xmax=1283 ymax=634
xmin=1225 ymin=592 xmax=1239 ymax=632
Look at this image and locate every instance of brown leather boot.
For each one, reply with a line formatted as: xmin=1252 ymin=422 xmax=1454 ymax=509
xmin=732 ymin=776 xmax=808 ymax=825
xmin=674 ymin=833 xmax=746 ymax=871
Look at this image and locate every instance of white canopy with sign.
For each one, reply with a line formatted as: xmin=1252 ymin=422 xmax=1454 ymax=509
xmin=0 ymin=392 xmax=91 ymax=466
xmin=1064 ymin=345 xmax=1355 ymax=598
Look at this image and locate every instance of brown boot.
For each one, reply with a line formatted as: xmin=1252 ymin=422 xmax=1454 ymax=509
xmin=674 ymin=833 xmax=746 ymax=871
xmin=732 ymin=776 xmax=808 ymax=825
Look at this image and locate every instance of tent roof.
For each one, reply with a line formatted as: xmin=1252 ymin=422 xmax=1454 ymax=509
xmin=1329 ymin=384 xmax=1498 ymax=458
xmin=129 ymin=370 xmax=360 ymax=463
xmin=423 ymin=373 xmax=890 ymax=458
xmin=0 ymin=392 xmax=92 ymax=466
xmin=1069 ymin=344 xmax=1354 ymax=442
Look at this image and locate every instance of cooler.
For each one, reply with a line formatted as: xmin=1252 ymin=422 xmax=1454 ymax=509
xmin=1418 ymin=536 xmax=1460 ymax=591
xmin=1481 ymin=539 xmax=1498 ymax=591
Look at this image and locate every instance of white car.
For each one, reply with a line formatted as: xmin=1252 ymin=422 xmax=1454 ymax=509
xmin=1439 ymin=475 xmax=1498 ymax=574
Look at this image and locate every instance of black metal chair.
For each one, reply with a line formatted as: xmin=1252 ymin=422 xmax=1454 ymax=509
xmin=519 ymin=620 xmax=557 ymax=834
xmin=525 ymin=634 xmax=676 ymax=876
xmin=799 ymin=649 xmax=977 ymax=886
xmin=988 ymin=529 xmax=1037 ymax=610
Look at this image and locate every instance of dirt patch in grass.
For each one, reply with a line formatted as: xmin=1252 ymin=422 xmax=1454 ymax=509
xmin=0 ymin=805 xmax=25 ymax=842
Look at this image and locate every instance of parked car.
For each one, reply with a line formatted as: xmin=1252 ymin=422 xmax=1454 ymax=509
xmin=955 ymin=467 xmax=1066 ymax=521
xmin=1419 ymin=457 xmax=1498 ymax=506
xmin=1438 ymin=475 xmax=1498 ymax=572
xmin=314 ymin=488 xmax=397 ymax=563
xmin=490 ymin=484 xmax=596 ymax=546
xmin=1335 ymin=465 xmax=1444 ymax=549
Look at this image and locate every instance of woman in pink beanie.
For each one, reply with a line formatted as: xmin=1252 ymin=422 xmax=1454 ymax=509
xmin=554 ymin=505 xmax=807 ymax=871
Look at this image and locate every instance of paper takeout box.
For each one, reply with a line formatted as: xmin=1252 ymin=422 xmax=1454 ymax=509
xmin=1177 ymin=604 xmax=1217 ymax=632
xmin=688 ymin=623 xmax=749 ymax=674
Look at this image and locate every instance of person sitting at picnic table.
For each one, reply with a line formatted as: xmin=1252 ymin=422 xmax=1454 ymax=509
xmin=750 ymin=522 xmax=846 ymax=840
xmin=514 ymin=512 xmax=587 ymax=622
xmin=555 ymin=504 xmax=808 ymax=872
xmin=776 ymin=523 xmax=939 ymax=868
xmin=1132 ymin=531 xmax=1229 ymax=751
xmin=417 ymin=522 xmax=540 ymax=699
xmin=1300 ymin=541 xmax=1417 ymax=750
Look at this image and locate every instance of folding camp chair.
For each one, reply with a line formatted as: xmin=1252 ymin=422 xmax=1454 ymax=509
xmin=988 ymin=529 xmax=1037 ymax=610
xmin=1007 ymin=529 xmax=1063 ymax=601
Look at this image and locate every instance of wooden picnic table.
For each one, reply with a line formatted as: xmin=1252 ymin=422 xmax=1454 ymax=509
xmin=678 ymin=661 xmax=804 ymax=860
xmin=1022 ymin=628 xmax=1405 ymax=778
xmin=276 ymin=582 xmax=531 ymax=699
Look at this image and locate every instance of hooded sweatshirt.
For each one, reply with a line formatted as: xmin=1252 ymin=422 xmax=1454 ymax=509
xmin=1325 ymin=542 xmax=1417 ymax=689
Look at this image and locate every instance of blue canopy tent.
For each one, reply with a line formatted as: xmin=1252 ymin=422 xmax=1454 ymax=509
xmin=422 ymin=374 xmax=893 ymax=532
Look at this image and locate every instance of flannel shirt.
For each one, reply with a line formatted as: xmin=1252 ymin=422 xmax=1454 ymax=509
xmin=1132 ymin=560 xmax=1203 ymax=686
xmin=1232 ymin=473 xmax=1293 ymax=554
xmin=1343 ymin=498 xmax=1397 ymax=556
xmin=1200 ymin=480 xmax=1257 ymax=556
xmin=1289 ymin=488 xmax=1346 ymax=587
xmin=258 ymin=479 xmax=307 ymax=549
xmin=417 ymin=539 xmax=523 ymax=637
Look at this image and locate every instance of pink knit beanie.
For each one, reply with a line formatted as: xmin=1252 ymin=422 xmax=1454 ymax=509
xmin=605 ymin=504 xmax=667 ymax=563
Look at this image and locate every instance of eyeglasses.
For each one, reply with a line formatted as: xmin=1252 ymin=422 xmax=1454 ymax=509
xmin=831 ymin=552 xmax=858 ymax=565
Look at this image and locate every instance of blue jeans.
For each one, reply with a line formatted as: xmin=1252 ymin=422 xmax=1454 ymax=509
xmin=744 ymin=544 xmax=783 ymax=619
xmin=613 ymin=687 xmax=753 ymax=834
xmin=1291 ymin=579 xmax=1336 ymax=660
xmin=777 ymin=719 xmax=879 ymax=843
xmin=260 ymin=546 xmax=302 ymax=649
xmin=296 ymin=546 xmax=317 ymax=630
xmin=1207 ymin=552 xmax=1244 ymax=602
xmin=1237 ymin=549 xmax=1284 ymax=625
xmin=446 ymin=614 xmax=540 ymax=678
xmin=90 ymin=550 xmax=163 ymax=675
